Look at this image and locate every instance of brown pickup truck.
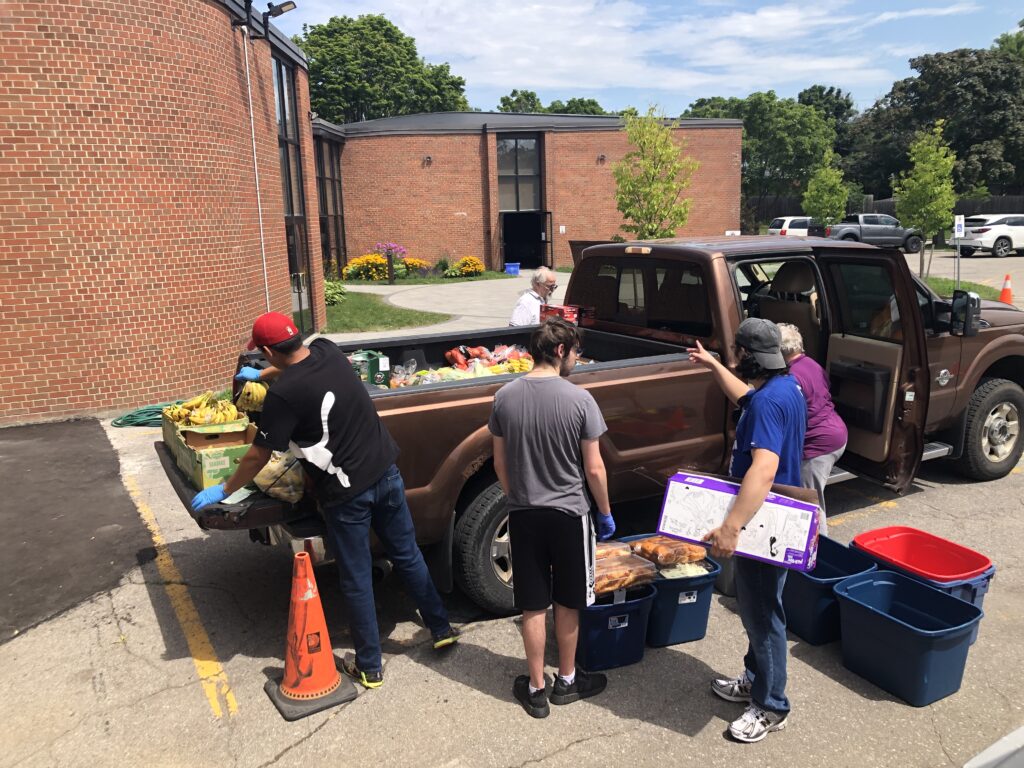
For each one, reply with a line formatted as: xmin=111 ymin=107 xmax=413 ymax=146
xmin=157 ymin=237 xmax=1024 ymax=614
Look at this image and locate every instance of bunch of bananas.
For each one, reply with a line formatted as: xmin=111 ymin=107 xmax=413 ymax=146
xmin=488 ymin=362 xmax=511 ymax=375
xmin=162 ymin=391 xmax=241 ymax=425
xmin=507 ymin=358 xmax=533 ymax=373
xmin=236 ymin=381 xmax=268 ymax=412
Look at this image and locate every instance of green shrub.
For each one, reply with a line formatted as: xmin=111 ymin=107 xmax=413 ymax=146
xmin=435 ymin=257 xmax=450 ymax=275
xmin=324 ymin=280 xmax=347 ymax=306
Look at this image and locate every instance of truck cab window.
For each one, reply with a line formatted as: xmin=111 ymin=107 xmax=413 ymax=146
xmin=828 ymin=262 xmax=902 ymax=341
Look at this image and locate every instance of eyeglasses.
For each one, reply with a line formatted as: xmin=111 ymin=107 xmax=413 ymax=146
xmin=546 ymin=282 xmax=558 ymax=291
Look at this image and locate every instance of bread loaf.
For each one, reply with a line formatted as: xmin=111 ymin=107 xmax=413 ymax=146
xmin=594 ymin=554 xmax=657 ymax=594
xmin=595 ymin=541 xmax=632 ymax=560
xmin=630 ymin=535 xmax=707 ymax=566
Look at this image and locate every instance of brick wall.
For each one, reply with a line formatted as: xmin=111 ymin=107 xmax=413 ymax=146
xmin=340 ymin=134 xmax=491 ymax=266
xmin=0 ymin=0 xmax=320 ymax=425
xmin=340 ymin=125 xmax=741 ymax=271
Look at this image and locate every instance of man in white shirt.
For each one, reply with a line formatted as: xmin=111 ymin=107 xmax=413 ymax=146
xmin=509 ymin=267 xmax=559 ymax=326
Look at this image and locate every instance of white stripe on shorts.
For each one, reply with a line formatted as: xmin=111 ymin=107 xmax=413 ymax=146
xmin=581 ymin=513 xmax=596 ymax=606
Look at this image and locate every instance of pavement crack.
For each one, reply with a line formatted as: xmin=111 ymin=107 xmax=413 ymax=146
xmin=511 ymin=724 xmax=641 ymax=768
xmin=254 ymin=704 xmax=352 ymax=768
xmin=930 ymin=709 xmax=958 ymax=767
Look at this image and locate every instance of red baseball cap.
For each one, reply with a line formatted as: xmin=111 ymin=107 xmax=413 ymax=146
xmin=247 ymin=312 xmax=299 ymax=350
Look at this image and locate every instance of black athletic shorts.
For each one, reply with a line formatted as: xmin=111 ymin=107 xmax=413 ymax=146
xmin=509 ymin=507 xmax=595 ymax=611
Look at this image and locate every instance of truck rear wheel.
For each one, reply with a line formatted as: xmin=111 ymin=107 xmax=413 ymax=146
xmin=959 ymin=378 xmax=1024 ymax=480
xmin=453 ymin=481 xmax=515 ymax=615
xmin=904 ymin=235 xmax=923 ymax=254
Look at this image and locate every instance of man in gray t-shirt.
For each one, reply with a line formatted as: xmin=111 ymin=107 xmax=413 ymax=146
xmin=489 ymin=318 xmax=615 ymax=719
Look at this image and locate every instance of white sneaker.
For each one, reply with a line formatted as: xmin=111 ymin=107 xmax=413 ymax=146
xmin=711 ymin=671 xmax=752 ymax=702
xmin=729 ymin=704 xmax=788 ymax=743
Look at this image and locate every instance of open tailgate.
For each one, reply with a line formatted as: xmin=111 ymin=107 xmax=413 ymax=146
xmin=154 ymin=441 xmax=312 ymax=531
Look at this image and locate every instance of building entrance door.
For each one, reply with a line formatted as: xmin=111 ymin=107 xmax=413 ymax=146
xmin=286 ymin=220 xmax=315 ymax=336
xmin=501 ymin=211 xmax=551 ymax=269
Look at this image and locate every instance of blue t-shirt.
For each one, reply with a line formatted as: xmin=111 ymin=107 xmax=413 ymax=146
xmin=729 ymin=375 xmax=806 ymax=486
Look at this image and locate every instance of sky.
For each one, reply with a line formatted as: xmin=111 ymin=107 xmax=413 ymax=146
xmin=271 ymin=0 xmax=1021 ymax=115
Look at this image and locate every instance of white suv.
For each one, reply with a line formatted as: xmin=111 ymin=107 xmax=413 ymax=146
xmin=767 ymin=216 xmax=824 ymax=237
xmin=958 ymin=214 xmax=1024 ymax=258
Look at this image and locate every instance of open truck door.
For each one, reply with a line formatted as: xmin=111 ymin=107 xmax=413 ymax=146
xmin=816 ymin=247 xmax=929 ymax=493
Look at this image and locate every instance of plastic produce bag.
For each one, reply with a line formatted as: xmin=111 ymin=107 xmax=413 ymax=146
xmin=254 ymin=450 xmax=305 ymax=503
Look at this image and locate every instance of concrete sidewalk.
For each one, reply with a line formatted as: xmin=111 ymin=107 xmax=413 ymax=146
xmin=321 ymin=276 xmax=567 ymax=343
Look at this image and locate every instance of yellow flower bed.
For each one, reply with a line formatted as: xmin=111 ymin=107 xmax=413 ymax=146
xmin=403 ymin=257 xmax=430 ymax=273
xmin=343 ymin=253 xmax=389 ymax=281
xmin=452 ymin=256 xmax=485 ymax=276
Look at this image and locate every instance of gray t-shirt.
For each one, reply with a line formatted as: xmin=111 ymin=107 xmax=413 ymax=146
xmin=488 ymin=375 xmax=608 ymax=517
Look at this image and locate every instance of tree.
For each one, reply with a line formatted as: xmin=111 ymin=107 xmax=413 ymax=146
xmin=612 ymin=107 xmax=699 ymax=239
xmin=798 ymin=85 xmax=856 ymax=155
xmin=894 ymin=121 xmax=956 ymax=277
xmin=802 ymin=150 xmax=848 ymax=228
xmin=685 ymin=91 xmax=835 ymax=229
xmin=497 ymin=89 xmax=546 ymax=113
xmin=994 ymin=18 xmax=1024 ymax=60
xmin=548 ymin=97 xmax=606 ymax=115
xmin=295 ymin=15 xmax=468 ymax=124
xmin=845 ymin=49 xmax=1024 ymax=196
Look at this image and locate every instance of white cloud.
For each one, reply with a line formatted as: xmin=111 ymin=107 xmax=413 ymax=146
xmin=278 ymin=0 xmax=988 ymax=111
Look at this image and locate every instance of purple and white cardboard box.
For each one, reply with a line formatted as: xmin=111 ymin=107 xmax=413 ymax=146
xmin=656 ymin=473 xmax=820 ymax=571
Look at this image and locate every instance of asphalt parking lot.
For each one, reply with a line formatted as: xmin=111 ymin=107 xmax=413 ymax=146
xmin=1 ymin=416 xmax=1022 ymax=768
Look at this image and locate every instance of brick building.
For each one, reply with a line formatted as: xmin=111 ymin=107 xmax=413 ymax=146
xmin=1 ymin=4 xmax=741 ymax=426
xmin=0 ymin=0 xmax=325 ymax=425
xmin=312 ymin=112 xmax=742 ymax=273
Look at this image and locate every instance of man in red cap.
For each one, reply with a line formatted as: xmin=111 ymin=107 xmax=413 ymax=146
xmin=191 ymin=312 xmax=459 ymax=688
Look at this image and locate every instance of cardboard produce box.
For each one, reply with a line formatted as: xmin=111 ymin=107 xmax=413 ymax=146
xmin=540 ymin=304 xmax=580 ymax=325
xmin=162 ymin=413 xmax=255 ymax=490
xmin=656 ymin=472 xmax=820 ymax=571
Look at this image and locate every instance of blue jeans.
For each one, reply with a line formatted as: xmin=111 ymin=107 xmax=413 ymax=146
xmin=734 ymin=557 xmax=790 ymax=714
xmin=321 ymin=464 xmax=451 ymax=672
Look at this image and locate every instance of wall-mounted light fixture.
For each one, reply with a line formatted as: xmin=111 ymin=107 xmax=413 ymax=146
xmin=233 ymin=0 xmax=297 ymax=40
xmin=597 ymin=153 xmax=607 ymax=164
xmin=422 ymin=155 xmax=433 ymax=167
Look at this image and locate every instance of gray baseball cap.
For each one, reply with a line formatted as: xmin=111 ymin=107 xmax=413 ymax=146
xmin=735 ymin=318 xmax=786 ymax=370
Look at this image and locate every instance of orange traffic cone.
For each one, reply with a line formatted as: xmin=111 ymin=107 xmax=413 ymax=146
xmin=999 ymin=274 xmax=1013 ymax=304
xmin=264 ymin=552 xmax=356 ymax=720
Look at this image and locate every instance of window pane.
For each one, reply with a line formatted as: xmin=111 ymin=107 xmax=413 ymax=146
xmin=498 ymin=177 xmax=517 ymax=211
xmin=289 ymin=144 xmax=304 ymax=215
xmin=497 ymin=139 xmax=516 ymax=175
xmin=280 ymin=144 xmax=292 ymax=215
xmin=516 ymin=139 xmax=538 ymax=175
xmin=830 ymin=263 xmax=900 ymax=340
xmin=272 ymin=62 xmax=283 ymax=135
xmin=619 ymin=266 xmax=645 ymax=310
xmin=863 ymin=215 xmax=880 ymax=225
xmin=518 ymin=175 xmax=540 ymax=210
xmin=648 ymin=264 xmax=710 ymax=334
xmin=282 ymin=67 xmax=296 ymax=140
xmin=769 ymin=219 xmax=784 ymax=229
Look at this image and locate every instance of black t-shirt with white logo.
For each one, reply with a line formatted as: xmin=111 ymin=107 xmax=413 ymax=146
xmin=254 ymin=338 xmax=399 ymax=504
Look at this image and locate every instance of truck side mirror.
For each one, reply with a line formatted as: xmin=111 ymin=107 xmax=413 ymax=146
xmin=951 ymin=289 xmax=981 ymax=337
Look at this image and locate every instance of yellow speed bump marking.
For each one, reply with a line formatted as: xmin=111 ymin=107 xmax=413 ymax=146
xmin=124 ymin=475 xmax=238 ymax=718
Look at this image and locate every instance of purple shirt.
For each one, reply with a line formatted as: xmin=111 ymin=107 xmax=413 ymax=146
xmin=788 ymin=354 xmax=848 ymax=459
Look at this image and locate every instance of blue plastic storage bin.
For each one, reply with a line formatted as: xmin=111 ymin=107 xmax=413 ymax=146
xmin=504 ymin=262 xmax=520 ymax=275
xmin=782 ymin=536 xmax=878 ymax=645
xmin=577 ymin=584 xmax=655 ymax=671
xmin=646 ymin=558 xmax=721 ymax=647
xmin=851 ymin=542 xmax=994 ymax=645
xmin=834 ymin=570 xmax=983 ymax=707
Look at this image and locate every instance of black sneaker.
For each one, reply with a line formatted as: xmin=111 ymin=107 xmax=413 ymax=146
xmin=549 ymin=669 xmax=607 ymax=705
xmin=513 ymin=675 xmax=549 ymax=718
xmin=432 ymin=626 xmax=461 ymax=650
xmin=341 ymin=658 xmax=384 ymax=689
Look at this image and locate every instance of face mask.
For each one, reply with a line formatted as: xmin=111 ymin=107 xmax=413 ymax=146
xmin=737 ymin=353 xmax=762 ymax=381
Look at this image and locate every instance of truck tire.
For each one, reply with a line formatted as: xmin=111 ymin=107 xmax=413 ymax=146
xmin=841 ymin=234 xmax=858 ymax=241
xmin=958 ymin=377 xmax=1024 ymax=481
xmin=959 ymin=246 xmax=976 ymax=257
xmin=453 ymin=481 xmax=515 ymax=615
xmin=904 ymin=235 xmax=923 ymax=254
xmin=993 ymin=237 xmax=1013 ymax=258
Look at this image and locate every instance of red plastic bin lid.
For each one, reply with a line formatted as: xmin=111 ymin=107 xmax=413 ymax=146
xmin=851 ymin=526 xmax=992 ymax=582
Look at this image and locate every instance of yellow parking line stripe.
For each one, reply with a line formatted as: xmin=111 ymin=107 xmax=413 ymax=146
xmin=124 ymin=475 xmax=238 ymax=718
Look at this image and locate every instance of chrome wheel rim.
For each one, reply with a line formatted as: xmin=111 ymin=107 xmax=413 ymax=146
xmin=981 ymin=402 xmax=1020 ymax=463
xmin=995 ymin=240 xmax=1011 ymax=258
xmin=490 ymin=513 xmax=513 ymax=587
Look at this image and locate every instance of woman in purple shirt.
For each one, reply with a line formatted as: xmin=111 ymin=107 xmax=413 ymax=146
xmin=777 ymin=324 xmax=848 ymax=535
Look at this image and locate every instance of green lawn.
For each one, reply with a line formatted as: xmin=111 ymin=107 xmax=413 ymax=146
xmin=925 ymin=277 xmax=999 ymax=300
xmin=340 ymin=270 xmax=515 ymax=286
xmin=323 ymin=293 xmax=451 ymax=333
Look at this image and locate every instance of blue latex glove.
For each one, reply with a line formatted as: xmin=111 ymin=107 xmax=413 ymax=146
xmin=191 ymin=484 xmax=226 ymax=511
xmin=235 ymin=366 xmax=262 ymax=382
xmin=596 ymin=512 xmax=616 ymax=541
